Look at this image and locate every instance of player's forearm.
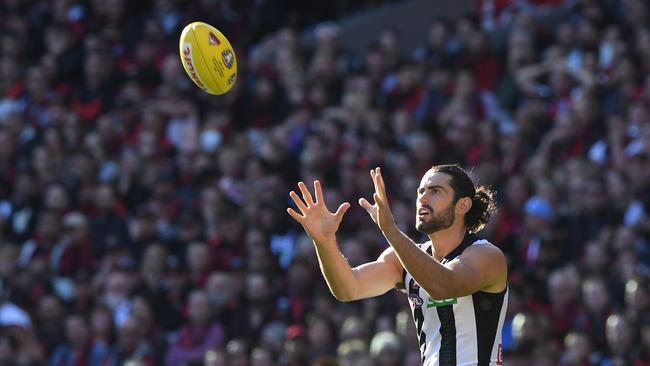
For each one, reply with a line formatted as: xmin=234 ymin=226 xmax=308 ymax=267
xmin=381 ymin=225 xmax=454 ymax=299
xmin=312 ymin=236 xmax=360 ymax=302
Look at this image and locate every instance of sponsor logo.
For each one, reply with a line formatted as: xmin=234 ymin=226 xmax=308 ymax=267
xmin=409 ymin=294 xmax=424 ymax=309
xmin=409 ymin=279 xmax=420 ymax=290
xmin=426 ymin=297 xmax=458 ymax=308
xmin=182 ymin=43 xmax=208 ymax=91
xmin=208 ymin=32 xmax=220 ymax=45
xmin=227 ymin=72 xmax=237 ymax=85
xmin=497 ymin=344 xmax=502 ymax=365
xmin=221 ymin=49 xmax=234 ymax=69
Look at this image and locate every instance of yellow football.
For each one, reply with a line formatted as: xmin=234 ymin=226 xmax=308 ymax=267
xmin=179 ymin=22 xmax=238 ymax=95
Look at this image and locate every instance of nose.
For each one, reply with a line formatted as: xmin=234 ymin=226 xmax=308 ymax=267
xmin=418 ymin=192 xmax=428 ymax=205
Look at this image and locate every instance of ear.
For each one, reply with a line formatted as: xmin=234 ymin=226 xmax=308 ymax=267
xmin=455 ymin=197 xmax=472 ymax=215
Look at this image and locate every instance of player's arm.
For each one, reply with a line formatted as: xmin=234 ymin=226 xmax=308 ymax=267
xmin=287 ymin=181 xmax=402 ymax=302
xmin=380 ymin=227 xmax=506 ymax=298
xmin=361 ymin=168 xmax=506 ymax=299
xmin=314 ymin=240 xmax=403 ymax=301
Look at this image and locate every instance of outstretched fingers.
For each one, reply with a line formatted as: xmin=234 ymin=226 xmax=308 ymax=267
xmin=374 ymin=167 xmax=388 ymax=199
xmin=370 ymin=168 xmax=378 ymax=196
xmin=286 ymin=207 xmax=304 ymax=223
xmin=373 ymin=192 xmax=385 ymax=209
xmin=288 ymin=180 xmax=329 ymax=222
xmin=334 ymin=202 xmax=351 ymax=221
xmin=358 ymin=197 xmax=373 ymax=211
xmin=370 ymin=168 xmax=388 ymax=205
xmin=297 ymin=181 xmax=315 ymax=206
xmin=289 ymin=191 xmax=308 ymax=214
xmin=314 ymin=180 xmax=325 ymax=205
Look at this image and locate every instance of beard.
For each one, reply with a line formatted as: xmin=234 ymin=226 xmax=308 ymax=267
xmin=416 ymin=203 xmax=455 ymax=234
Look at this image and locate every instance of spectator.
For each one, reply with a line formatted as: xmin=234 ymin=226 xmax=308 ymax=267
xmin=185 ymin=241 xmax=212 ymax=288
xmin=129 ymin=296 xmax=167 ymax=364
xmin=204 ymin=271 xmax=247 ymax=336
xmin=250 ymin=346 xmax=275 ymax=366
xmin=238 ymin=272 xmax=283 ymax=342
xmin=35 ymin=294 xmax=65 ymax=356
xmin=0 ymin=332 xmax=19 ymax=366
xmin=18 ymin=211 xmax=62 ymax=272
xmin=560 ymin=331 xmax=598 ymax=366
xmin=0 ymin=0 xmax=649 ymax=364
xmin=89 ymin=305 xmax=114 ymax=352
xmin=623 ymin=278 xmax=649 ymax=325
xmin=577 ymin=277 xmax=611 ymax=350
xmin=306 ymin=313 xmax=337 ymax=359
xmin=226 ymin=339 xmax=250 ymax=366
xmin=282 ymin=326 xmax=309 ymax=366
xmin=604 ymin=314 xmax=638 ymax=365
xmin=104 ymin=316 xmax=155 ymax=366
xmin=519 ymin=195 xmax=561 ymax=270
xmin=48 ymin=313 xmax=109 ymax=366
xmin=89 ymin=185 xmax=130 ymax=257
xmin=542 ymin=267 xmax=584 ymax=343
xmin=203 ymin=348 xmax=228 ymax=366
xmin=338 ymin=339 xmax=372 ymax=366
xmin=164 ymin=290 xmax=225 ymax=366
xmin=138 ymin=244 xmax=167 ymax=295
xmin=369 ymin=331 xmax=403 ymax=366
xmin=6 ymin=171 xmax=40 ymax=246
xmin=56 ymin=211 xmax=94 ymax=277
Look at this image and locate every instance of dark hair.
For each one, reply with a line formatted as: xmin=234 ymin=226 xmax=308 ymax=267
xmin=430 ymin=164 xmax=497 ymax=233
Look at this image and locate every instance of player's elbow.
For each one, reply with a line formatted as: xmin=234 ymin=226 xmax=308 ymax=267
xmin=334 ymin=294 xmax=354 ymax=302
xmin=332 ymin=290 xmax=357 ymax=302
xmin=330 ymin=286 xmax=362 ymax=302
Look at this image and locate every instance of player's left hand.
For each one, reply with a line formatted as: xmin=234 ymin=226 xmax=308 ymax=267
xmin=359 ymin=167 xmax=397 ymax=233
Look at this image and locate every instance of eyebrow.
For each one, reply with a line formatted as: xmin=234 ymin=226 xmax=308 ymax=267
xmin=418 ymin=185 xmax=448 ymax=192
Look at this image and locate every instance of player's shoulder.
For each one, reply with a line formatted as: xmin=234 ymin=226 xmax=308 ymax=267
xmin=380 ymin=241 xmax=430 ymax=258
xmin=464 ymin=239 xmax=506 ymax=260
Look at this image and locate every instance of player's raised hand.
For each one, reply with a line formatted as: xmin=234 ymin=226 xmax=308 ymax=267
xmin=359 ymin=167 xmax=397 ymax=233
xmin=287 ymin=180 xmax=350 ymax=243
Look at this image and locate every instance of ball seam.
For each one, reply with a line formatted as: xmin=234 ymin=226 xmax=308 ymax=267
xmin=189 ymin=25 xmax=223 ymax=95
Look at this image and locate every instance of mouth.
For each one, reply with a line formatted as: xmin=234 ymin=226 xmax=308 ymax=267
xmin=417 ymin=208 xmax=430 ymax=218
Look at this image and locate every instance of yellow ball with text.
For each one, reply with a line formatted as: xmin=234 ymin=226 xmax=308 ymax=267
xmin=179 ymin=22 xmax=238 ymax=95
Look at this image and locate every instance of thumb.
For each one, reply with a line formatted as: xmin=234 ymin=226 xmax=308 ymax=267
xmin=334 ymin=202 xmax=351 ymax=221
xmin=358 ymin=198 xmax=373 ymax=211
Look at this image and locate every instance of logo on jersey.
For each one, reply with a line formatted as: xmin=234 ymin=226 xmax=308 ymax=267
xmin=409 ymin=294 xmax=424 ymax=309
xmin=426 ymin=297 xmax=458 ymax=307
xmin=409 ymin=279 xmax=420 ymax=290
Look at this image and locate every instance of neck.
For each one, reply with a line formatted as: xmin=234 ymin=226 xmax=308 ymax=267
xmin=427 ymin=223 xmax=467 ymax=261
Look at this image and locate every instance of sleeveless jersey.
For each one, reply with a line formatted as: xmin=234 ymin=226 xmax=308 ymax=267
xmin=404 ymin=233 xmax=508 ymax=366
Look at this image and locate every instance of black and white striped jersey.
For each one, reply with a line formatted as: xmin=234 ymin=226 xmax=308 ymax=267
xmin=404 ymin=234 xmax=508 ymax=366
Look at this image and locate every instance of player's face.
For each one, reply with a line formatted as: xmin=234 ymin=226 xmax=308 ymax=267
xmin=415 ymin=171 xmax=456 ymax=234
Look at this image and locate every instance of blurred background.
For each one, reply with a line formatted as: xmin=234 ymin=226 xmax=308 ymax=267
xmin=0 ymin=0 xmax=649 ymax=365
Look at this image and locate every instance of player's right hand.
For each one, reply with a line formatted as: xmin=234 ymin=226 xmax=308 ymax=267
xmin=359 ymin=167 xmax=397 ymax=234
xmin=287 ymin=180 xmax=350 ymax=243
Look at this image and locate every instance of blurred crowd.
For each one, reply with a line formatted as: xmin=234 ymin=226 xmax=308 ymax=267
xmin=0 ymin=0 xmax=650 ymax=365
